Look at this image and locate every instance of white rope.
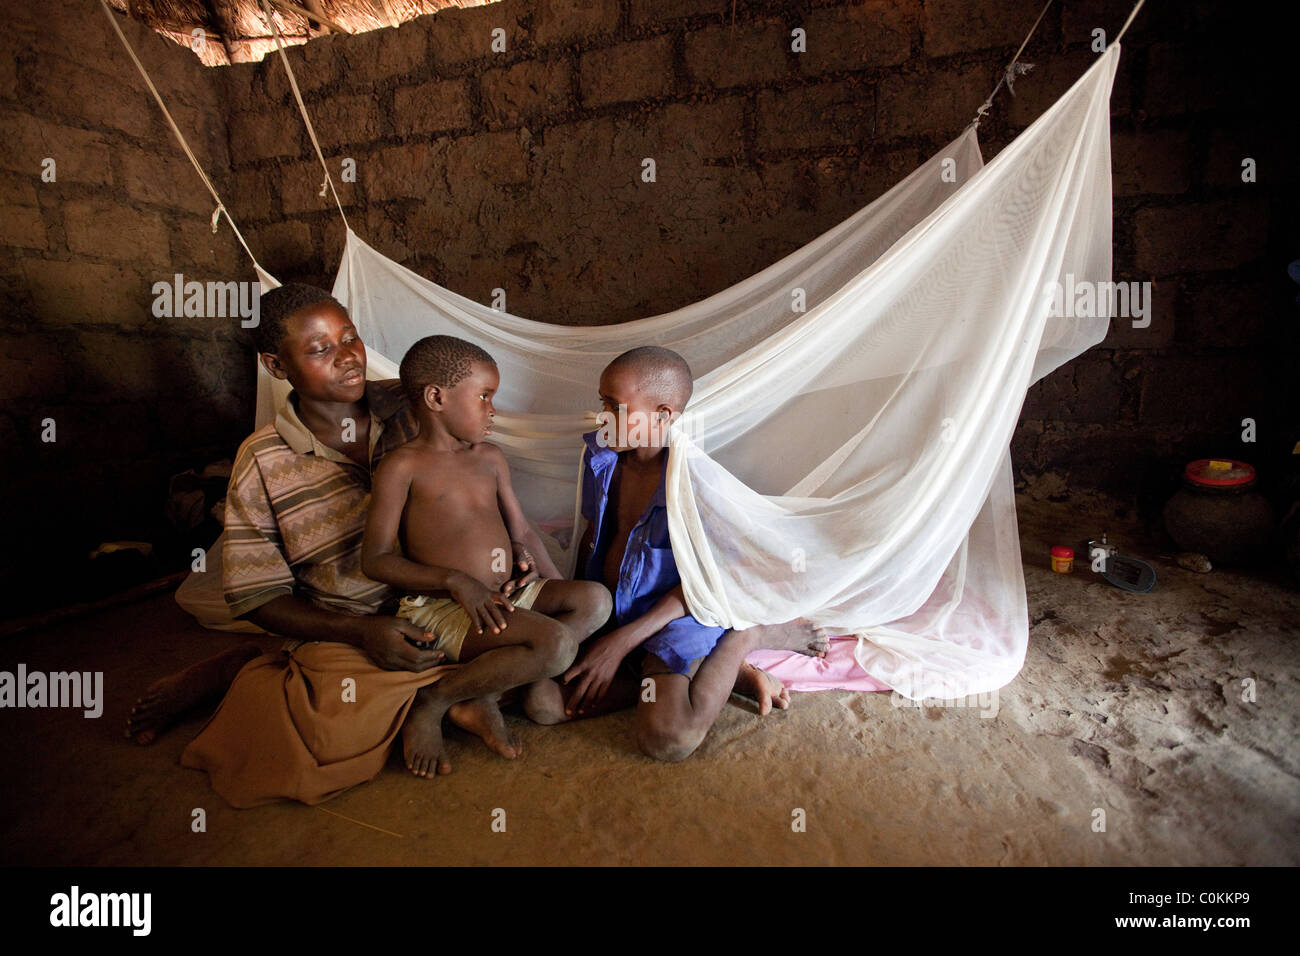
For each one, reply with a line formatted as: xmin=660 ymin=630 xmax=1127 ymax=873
xmin=969 ymin=0 xmax=1054 ymax=128
xmin=258 ymin=0 xmax=351 ymax=230
xmin=98 ymin=1 xmax=264 ymax=271
xmin=1111 ymin=0 xmax=1146 ymax=46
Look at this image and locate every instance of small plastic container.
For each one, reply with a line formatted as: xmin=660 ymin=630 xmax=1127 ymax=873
xmin=1050 ymin=546 xmax=1074 ymax=573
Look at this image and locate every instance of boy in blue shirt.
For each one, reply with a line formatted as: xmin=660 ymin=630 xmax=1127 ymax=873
xmin=522 ymin=347 xmax=828 ymax=761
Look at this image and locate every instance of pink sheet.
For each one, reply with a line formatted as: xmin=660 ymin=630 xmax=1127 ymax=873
xmin=746 ymin=636 xmax=890 ymax=693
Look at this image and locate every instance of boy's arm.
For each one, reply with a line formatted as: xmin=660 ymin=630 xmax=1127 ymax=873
xmin=490 ymin=445 xmax=563 ymax=580
xmin=561 ymin=585 xmax=691 ymax=714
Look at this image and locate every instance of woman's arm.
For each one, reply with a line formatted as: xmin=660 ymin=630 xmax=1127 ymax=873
xmin=244 ymin=595 xmax=448 ymax=671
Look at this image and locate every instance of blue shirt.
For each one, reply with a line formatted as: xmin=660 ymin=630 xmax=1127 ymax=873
xmin=578 ymin=431 xmax=726 ymax=675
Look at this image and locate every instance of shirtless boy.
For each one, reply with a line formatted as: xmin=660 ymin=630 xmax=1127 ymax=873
xmin=362 ymin=335 xmax=612 ymax=778
xmin=522 ymin=347 xmax=829 ymax=762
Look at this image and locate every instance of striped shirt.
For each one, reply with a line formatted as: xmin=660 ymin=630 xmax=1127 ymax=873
xmin=222 ymin=379 xmax=419 ymax=619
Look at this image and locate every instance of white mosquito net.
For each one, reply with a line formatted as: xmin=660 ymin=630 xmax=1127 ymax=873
xmin=219 ymin=45 xmax=1119 ymax=700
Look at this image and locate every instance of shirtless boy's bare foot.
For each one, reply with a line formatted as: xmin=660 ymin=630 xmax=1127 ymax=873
xmin=126 ymin=642 xmax=262 ymax=745
xmin=447 ymin=696 xmax=521 ymax=759
xmin=733 ymin=662 xmax=790 ymax=716
xmin=747 ymin=618 xmax=831 ymax=658
xmin=403 ymin=685 xmax=451 ymax=777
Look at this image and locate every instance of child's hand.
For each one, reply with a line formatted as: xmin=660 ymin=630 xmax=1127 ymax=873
xmin=500 ymin=541 xmax=540 ymax=597
xmin=448 ymin=572 xmax=514 ymax=635
xmin=561 ymin=634 xmax=626 ymax=715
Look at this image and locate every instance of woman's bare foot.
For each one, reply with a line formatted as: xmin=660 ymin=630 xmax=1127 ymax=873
xmin=733 ymin=662 xmax=790 ymax=716
xmin=521 ymin=678 xmax=569 ymax=725
xmin=746 ymin=619 xmax=831 ymax=658
xmin=447 ymin=696 xmax=522 ymax=759
xmin=125 ymin=642 xmax=262 ymax=745
xmin=403 ymin=686 xmax=451 ymax=778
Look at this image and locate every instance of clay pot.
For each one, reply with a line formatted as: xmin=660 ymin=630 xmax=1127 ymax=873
xmin=1163 ymin=459 xmax=1274 ymax=565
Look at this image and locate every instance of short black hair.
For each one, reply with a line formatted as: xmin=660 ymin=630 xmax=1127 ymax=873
xmin=400 ymin=334 xmax=497 ymax=407
xmin=255 ymin=283 xmax=346 ymax=354
xmin=606 ymin=346 xmax=693 ymax=409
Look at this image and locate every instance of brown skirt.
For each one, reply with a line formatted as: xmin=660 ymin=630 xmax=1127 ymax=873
xmin=181 ymin=643 xmax=454 ymax=808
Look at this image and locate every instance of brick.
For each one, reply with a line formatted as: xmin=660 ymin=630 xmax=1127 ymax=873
xmin=23 ymin=258 xmax=151 ymax=326
xmin=26 ymin=53 xmax=156 ymax=139
xmin=392 ymin=78 xmax=474 ymax=134
xmin=1099 ymin=277 xmax=1175 ymax=348
xmin=1111 ymin=129 xmax=1191 ymax=196
xmin=1182 ymin=277 xmax=1270 ymax=350
xmin=233 ymin=167 xmax=276 ymax=222
xmin=312 ymin=91 xmax=383 ymax=149
xmin=75 ymin=333 xmax=162 ymax=402
xmin=0 ymin=203 xmax=46 ymax=250
xmin=1004 ymin=50 xmax=1134 ymax=127
xmin=1202 ymin=125 xmax=1275 ymax=189
xmin=426 ymin=2 xmax=523 ymax=67
xmin=1022 ymin=354 xmax=1124 ymax=424
xmin=922 ymin=0 xmax=1044 ymax=58
xmin=0 ymin=44 xmax=17 ymax=100
xmin=222 ymin=65 xmax=262 ymax=114
xmin=630 ymin=0 xmax=729 ymax=24
xmin=649 ymin=97 xmax=746 ymax=161
xmin=481 ymin=58 xmax=573 ymax=127
xmin=1138 ymin=355 xmax=1264 ymax=428
xmin=800 ymin=1 xmax=917 ymax=76
xmin=342 ymin=22 xmax=431 ymax=81
xmin=757 ymin=79 xmax=875 ymax=151
xmin=264 ymin=35 xmax=338 ymax=103
xmin=278 ymin=159 xmax=346 ymax=216
xmin=363 ymin=141 xmax=452 ymax=203
xmin=0 ymin=333 xmax=67 ymax=401
xmin=685 ymin=22 xmax=790 ymax=88
xmin=0 ymin=111 xmax=113 ymax=184
xmin=448 ymin=129 xmax=529 ymax=188
xmin=878 ymin=63 xmax=992 ymax=137
xmin=1133 ymin=200 xmax=1269 ymax=275
xmin=115 ymin=150 xmax=218 ymax=216
xmin=229 ymin=110 xmax=302 ymax=160
xmin=246 ymin=220 xmax=315 ymax=275
xmin=1061 ymin=0 xmax=1188 ymax=50
xmin=169 ymin=220 xmax=246 ymax=273
xmin=581 ymin=36 xmax=676 ymax=107
xmin=534 ymin=0 xmax=621 ymax=47
xmin=63 ymin=200 xmax=171 ymax=265
xmin=1142 ymin=42 xmax=1238 ymax=117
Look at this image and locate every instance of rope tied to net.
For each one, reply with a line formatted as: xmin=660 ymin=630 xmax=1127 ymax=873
xmin=257 ymin=0 xmax=351 ymax=230
xmin=98 ymin=0 xmax=265 ymax=271
xmin=969 ymin=0 xmax=1053 ymax=129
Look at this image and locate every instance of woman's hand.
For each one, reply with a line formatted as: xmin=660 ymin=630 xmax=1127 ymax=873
xmin=357 ymin=615 xmax=447 ymax=671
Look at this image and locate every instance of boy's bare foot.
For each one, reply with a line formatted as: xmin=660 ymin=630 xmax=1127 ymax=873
xmin=403 ymin=686 xmax=451 ymax=778
xmin=733 ymin=662 xmax=790 ymax=715
xmin=125 ymin=642 xmax=262 ymax=745
xmin=521 ymin=678 xmax=568 ymax=725
xmin=447 ymin=696 xmax=522 ymax=759
xmin=746 ymin=619 xmax=831 ymax=658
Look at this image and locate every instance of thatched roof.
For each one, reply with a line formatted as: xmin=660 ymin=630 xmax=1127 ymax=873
xmin=106 ymin=0 xmax=488 ymax=66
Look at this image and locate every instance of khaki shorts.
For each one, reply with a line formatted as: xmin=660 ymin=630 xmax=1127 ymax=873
xmin=396 ymin=579 xmax=547 ymax=663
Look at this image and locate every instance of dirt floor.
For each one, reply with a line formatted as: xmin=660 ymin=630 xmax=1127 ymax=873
xmin=1 ymin=489 xmax=1297 ymax=866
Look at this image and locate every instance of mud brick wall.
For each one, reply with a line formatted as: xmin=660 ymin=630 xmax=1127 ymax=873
xmin=2 ymin=0 xmax=1289 ymax=616
xmin=1 ymin=0 xmax=248 ymax=614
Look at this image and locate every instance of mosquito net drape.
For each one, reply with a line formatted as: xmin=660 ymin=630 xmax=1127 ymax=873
xmin=231 ymin=45 xmax=1119 ymax=699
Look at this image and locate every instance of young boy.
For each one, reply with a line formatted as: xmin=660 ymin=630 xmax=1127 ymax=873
xmin=362 ymin=335 xmax=612 ymax=778
xmin=523 ymin=346 xmax=829 ymax=762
